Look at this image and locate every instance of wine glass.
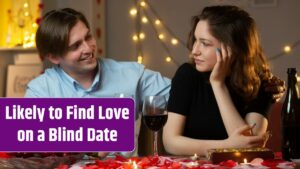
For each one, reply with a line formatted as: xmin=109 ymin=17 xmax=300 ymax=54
xmin=142 ymin=95 xmax=168 ymax=156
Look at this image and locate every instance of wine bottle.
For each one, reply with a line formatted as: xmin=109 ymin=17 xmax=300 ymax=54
xmin=281 ymin=68 xmax=300 ymax=160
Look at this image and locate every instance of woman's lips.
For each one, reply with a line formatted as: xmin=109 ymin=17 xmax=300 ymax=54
xmin=194 ymin=59 xmax=204 ymax=64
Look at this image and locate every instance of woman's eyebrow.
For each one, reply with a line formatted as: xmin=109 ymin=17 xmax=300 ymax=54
xmin=199 ymin=38 xmax=212 ymax=43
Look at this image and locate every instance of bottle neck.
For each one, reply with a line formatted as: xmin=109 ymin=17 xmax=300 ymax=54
xmin=286 ymin=73 xmax=300 ymax=99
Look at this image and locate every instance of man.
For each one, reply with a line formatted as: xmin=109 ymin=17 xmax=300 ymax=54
xmin=25 ymin=8 xmax=170 ymax=157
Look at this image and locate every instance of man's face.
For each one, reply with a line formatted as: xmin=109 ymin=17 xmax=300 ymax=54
xmin=54 ymin=20 xmax=97 ymax=77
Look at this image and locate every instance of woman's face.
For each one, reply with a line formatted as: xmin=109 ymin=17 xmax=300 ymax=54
xmin=192 ymin=20 xmax=221 ymax=72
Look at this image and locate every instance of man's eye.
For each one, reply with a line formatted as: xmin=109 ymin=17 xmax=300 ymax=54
xmin=69 ymin=43 xmax=80 ymax=51
xmin=86 ymin=34 xmax=92 ymax=40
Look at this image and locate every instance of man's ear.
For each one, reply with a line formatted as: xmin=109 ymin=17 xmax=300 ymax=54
xmin=47 ymin=54 xmax=60 ymax=65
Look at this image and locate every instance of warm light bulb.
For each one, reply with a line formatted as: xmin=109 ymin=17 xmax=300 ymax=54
xmin=284 ymin=45 xmax=291 ymax=53
xmin=171 ymin=38 xmax=178 ymax=45
xmin=32 ymin=23 xmax=38 ymax=28
xmin=24 ymin=3 xmax=29 ymax=8
xmin=137 ymin=56 xmax=143 ymax=63
xmin=142 ymin=17 xmax=148 ymax=23
xmin=24 ymin=35 xmax=29 ymax=41
xmin=155 ymin=20 xmax=161 ymax=25
xmin=234 ymin=152 xmax=241 ymax=157
xmin=130 ymin=8 xmax=137 ymax=16
xmin=30 ymin=34 xmax=35 ymax=41
xmin=140 ymin=1 xmax=146 ymax=7
xmin=158 ymin=34 xmax=165 ymax=40
xmin=166 ymin=56 xmax=171 ymax=62
xmin=139 ymin=33 xmax=145 ymax=40
xmin=132 ymin=35 xmax=138 ymax=41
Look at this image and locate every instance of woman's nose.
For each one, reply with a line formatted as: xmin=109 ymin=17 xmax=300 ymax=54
xmin=192 ymin=42 xmax=200 ymax=55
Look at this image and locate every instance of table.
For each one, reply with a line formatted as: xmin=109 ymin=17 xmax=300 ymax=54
xmin=67 ymin=155 xmax=298 ymax=169
xmin=0 ymin=154 xmax=298 ymax=169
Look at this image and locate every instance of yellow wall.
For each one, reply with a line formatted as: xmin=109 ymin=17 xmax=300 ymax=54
xmin=0 ymin=1 xmax=11 ymax=47
xmin=0 ymin=0 xmax=40 ymax=47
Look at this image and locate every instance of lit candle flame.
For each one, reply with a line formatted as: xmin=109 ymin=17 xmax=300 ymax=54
xmin=191 ymin=153 xmax=198 ymax=160
xmin=243 ymin=158 xmax=248 ymax=164
xmin=133 ymin=161 xmax=138 ymax=169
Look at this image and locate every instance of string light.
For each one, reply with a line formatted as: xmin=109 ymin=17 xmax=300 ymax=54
xmin=141 ymin=16 xmax=148 ymax=23
xmin=137 ymin=56 xmax=143 ymax=63
xmin=130 ymin=8 xmax=138 ymax=16
xmin=132 ymin=35 xmax=139 ymax=41
xmin=130 ymin=0 xmax=183 ymax=66
xmin=269 ymin=40 xmax=300 ymax=60
xmin=165 ymin=56 xmax=172 ymax=62
xmin=32 ymin=23 xmax=38 ymax=28
xmin=158 ymin=34 xmax=165 ymax=40
xmin=284 ymin=45 xmax=291 ymax=53
xmin=155 ymin=19 xmax=161 ymax=25
xmin=130 ymin=0 xmax=300 ymax=66
xmin=171 ymin=38 xmax=178 ymax=45
xmin=140 ymin=1 xmax=146 ymax=7
xmin=139 ymin=33 xmax=145 ymax=40
xmin=24 ymin=3 xmax=29 ymax=8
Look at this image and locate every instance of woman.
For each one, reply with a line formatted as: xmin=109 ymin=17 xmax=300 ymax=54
xmin=163 ymin=5 xmax=280 ymax=156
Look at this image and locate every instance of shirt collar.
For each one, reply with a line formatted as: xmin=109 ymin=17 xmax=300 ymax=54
xmin=56 ymin=60 xmax=101 ymax=92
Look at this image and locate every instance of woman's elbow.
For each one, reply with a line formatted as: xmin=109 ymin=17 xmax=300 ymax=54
xmin=162 ymin=134 xmax=181 ymax=155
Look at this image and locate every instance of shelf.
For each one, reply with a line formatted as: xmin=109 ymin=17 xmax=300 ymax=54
xmin=0 ymin=47 xmax=37 ymax=52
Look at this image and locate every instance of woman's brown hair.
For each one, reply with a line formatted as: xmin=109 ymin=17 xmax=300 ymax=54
xmin=187 ymin=5 xmax=271 ymax=101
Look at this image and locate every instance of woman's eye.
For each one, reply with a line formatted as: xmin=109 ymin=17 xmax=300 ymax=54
xmin=201 ymin=42 xmax=209 ymax=46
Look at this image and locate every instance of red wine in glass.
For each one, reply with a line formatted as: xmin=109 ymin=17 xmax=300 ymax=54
xmin=143 ymin=114 xmax=168 ymax=131
xmin=142 ymin=96 xmax=168 ymax=156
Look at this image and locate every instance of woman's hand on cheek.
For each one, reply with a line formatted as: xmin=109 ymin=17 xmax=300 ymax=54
xmin=210 ymin=44 xmax=233 ymax=85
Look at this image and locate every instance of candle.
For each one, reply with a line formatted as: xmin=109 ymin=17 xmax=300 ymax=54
xmin=132 ymin=161 xmax=140 ymax=169
xmin=123 ymin=159 xmax=133 ymax=169
xmin=191 ymin=153 xmax=199 ymax=160
xmin=240 ymin=158 xmax=254 ymax=169
xmin=240 ymin=158 xmax=251 ymax=167
xmin=186 ymin=161 xmax=199 ymax=168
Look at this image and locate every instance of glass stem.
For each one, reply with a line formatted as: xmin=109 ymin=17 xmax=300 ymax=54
xmin=153 ymin=131 xmax=158 ymax=156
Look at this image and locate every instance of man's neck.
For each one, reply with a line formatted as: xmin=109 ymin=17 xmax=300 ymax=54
xmin=63 ymin=67 xmax=98 ymax=90
xmin=74 ymin=70 xmax=97 ymax=89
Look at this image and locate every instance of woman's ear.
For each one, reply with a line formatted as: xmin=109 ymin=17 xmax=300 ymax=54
xmin=47 ymin=54 xmax=60 ymax=65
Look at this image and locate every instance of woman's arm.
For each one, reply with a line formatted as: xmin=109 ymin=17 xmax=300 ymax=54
xmin=163 ymin=112 xmax=265 ymax=156
xmin=211 ymin=83 xmax=247 ymax=135
xmin=210 ymin=46 xmax=267 ymax=136
xmin=245 ymin=112 xmax=268 ymax=135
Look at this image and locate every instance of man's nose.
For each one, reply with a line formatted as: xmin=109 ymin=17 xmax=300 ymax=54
xmin=81 ymin=41 xmax=92 ymax=52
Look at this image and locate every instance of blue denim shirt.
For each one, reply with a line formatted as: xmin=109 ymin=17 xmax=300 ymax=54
xmin=25 ymin=58 xmax=171 ymax=157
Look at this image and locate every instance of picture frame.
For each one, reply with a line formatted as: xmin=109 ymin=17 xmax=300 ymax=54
xmin=6 ymin=65 xmax=43 ymax=97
